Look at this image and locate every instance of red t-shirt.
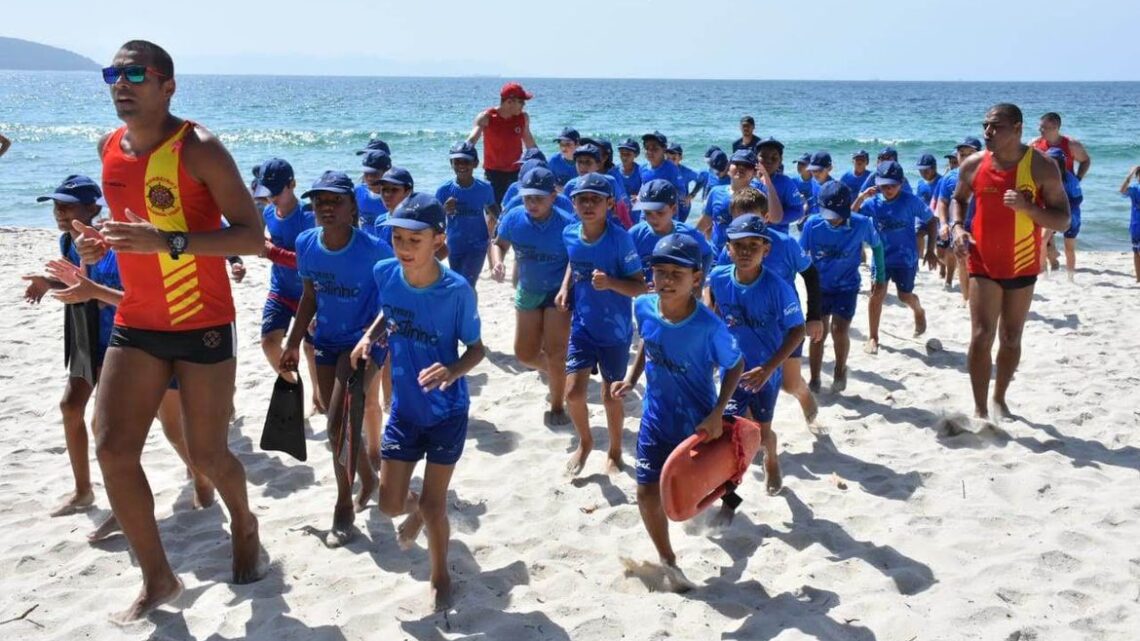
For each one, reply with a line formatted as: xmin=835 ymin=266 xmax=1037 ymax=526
xmin=482 ymin=108 xmax=527 ymax=172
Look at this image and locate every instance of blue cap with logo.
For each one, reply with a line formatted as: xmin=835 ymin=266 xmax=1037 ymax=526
xmin=633 ymin=179 xmax=678 ymax=211
xmin=381 ymin=192 xmax=446 ymax=233
xmin=956 ymin=136 xmax=983 ymax=151
xmin=301 ymin=170 xmax=354 ymax=199
xmin=730 ymin=149 xmax=758 ymax=166
xmin=378 ymin=167 xmax=414 ymax=189
xmin=708 ymin=149 xmax=729 ymax=172
xmin=852 ymin=149 xmax=870 ymax=159
xmin=916 ymin=153 xmax=937 ymax=169
xmin=874 ymin=160 xmax=905 ymax=186
xmin=360 ymin=150 xmax=393 ymax=175
xmin=553 ymin=127 xmax=580 ymax=144
xmin=726 ymin=214 xmax=771 ymax=241
xmin=449 ymin=141 xmax=479 ymax=164
xmin=649 ymin=233 xmax=702 ymax=269
xmin=617 ymin=138 xmax=640 ymax=154
xmin=519 ymin=147 xmax=547 ymax=163
xmin=807 ymin=151 xmax=832 ymax=171
xmin=571 ymin=172 xmax=613 ymax=198
xmin=641 ymin=131 xmax=668 ymax=147
xmin=818 ymin=181 xmax=853 ymax=221
xmin=256 ymin=158 xmax=295 ymax=197
xmin=878 ymin=146 xmax=899 ymax=160
xmin=356 ymin=138 xmax=391 ymax=156
xmin=38 ymin=175 xmax=104 ymax=205
xmin=573 ymin=143 xmax=601 ymax=162
xmin=755 ymin=137 xmax=785 ymax=153
xmin=518 ymin=167 xmax=556 ymax=196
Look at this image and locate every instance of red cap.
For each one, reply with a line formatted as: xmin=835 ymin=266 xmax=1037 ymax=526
xmin=500 ymin=82 xmax=533 ymax=101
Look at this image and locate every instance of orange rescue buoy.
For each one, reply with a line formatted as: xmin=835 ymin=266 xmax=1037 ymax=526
xmin=660 ymin=415 xmax=763 ymax=522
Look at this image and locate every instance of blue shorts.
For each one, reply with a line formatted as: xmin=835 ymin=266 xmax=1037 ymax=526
xmin=381 ymin=413 xmax=468 ymax=466
xmin=821 ymin=289 xmax=859 ymax=321
xmin=790 ymin=338 xmax=804 ymax=359
xmin=313 ymin=341 xmax=387 ymax=367
xmin=261 ymin=296 xmax=298 ymax=337
xmin=635 ymin=427 xmax=683 ymax=485
xmin=872 ymin=264 xmax=917 ymax=294
xmin=726 ymin=369 xmax=783 ymax=424
xmin=1063 ymin=213 xmax=1081 ymax=239
xmin=1132 ymin=224 xmax=1140 ymax=252
xmin=448 ymin=249 xmax=486 ymax=289
xmin=565 ymin=334 xmax=631 ymax=382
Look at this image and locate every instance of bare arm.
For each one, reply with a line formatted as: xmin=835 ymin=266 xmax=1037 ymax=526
xmin=466 ymin=109 xmax=490 ymax=145
xmin=756 ymin=166 xmax=784 ymax=223
xmin=521 ymin=112 xmax=537 ymax=149
xmin=285 ymin=279 xmax=317 ymax=351
xmin=181 ymin=127 xmax=265 ymax=255
xmin=1120 ymin=166 xmax=1139 ymax=195
xmin=1024 ymin=151 xmax=1071 ymax=232
xmin=0 ymin=133 xmax=10 ymax=158
xmin=1070 ymin=139 xmax=1091 ymax=181
xmin=596 ymin=269 xmax=648 ymax=298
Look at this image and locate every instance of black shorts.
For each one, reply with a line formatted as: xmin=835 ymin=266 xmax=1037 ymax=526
xmin=485 ymin=169 xmax=519 ymax=203
xmin=109 ymin=323 xmax=237 ymax=364
xmin=969 ymin=273 xmax=1038 ymax=290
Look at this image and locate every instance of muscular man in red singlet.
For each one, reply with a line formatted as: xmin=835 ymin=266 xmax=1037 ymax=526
xmin=466 ymin=82 xmax=537 ymax=203
xmin=1032 ymin=112 xmax=1091 ymax=180
xmin=74 ymin=40 xmax=265 ymax=622
xmin=950 ymin=103 xmax=1070 ymax=421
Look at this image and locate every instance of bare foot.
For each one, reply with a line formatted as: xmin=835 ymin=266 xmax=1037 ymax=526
xmin=605 ymin=450 xmax=624 ymax=475
xmin=831 ymin=370 xmax=847 ymax=393
xmin=310 ymin=394 xmax=327 ymax=416
xmin=355 ymin=471 xmax=377 ymax=513
xmin=111 ymin=574 xmax=183 ymax=623
xmin=808 ymin=378 xmax=822 ymax=393
xmin=430 ymin=574 xmax=452 ymax=612
xmin=397 ymin=510 xmax=424 ymax=551
xmin=565 ymin=446 xmax=590 ymax=477
xmin=764 ymin=453 xmax=783 ymax=496
xmin=991 ymin=399 xmax=1013 ymax=422
xmin=50 ymin=489 xmax=95 ymax=517
xmin=661 ymin=562 xmax=696 ymax=593
xmin=326 ymin=504 xmax=356 ymax=549
xmin=232 ymin=515 xmax=263 ymax=584
xmin=545 ymin=409 xmax=571 ymax=427
xmin=192 ymin=475 xmax=216 ymax=509
xmin=913 ymin=309 xmax=927 ymax=337
xmin=802 ymin=395 xmax=818 ymax=425
xmin=864 ymin=338 xmax=879 ymax=355
xmin=88 ymin=514 xmax=122 ymax=543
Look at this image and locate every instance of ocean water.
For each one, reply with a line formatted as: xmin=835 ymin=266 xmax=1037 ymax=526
xmin=2 ymin=72 xmax=1138 ymax=249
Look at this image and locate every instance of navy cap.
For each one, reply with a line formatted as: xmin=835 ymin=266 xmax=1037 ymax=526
xmin=517 ymin=158 xmax=548 ymax=183
xmin=755 ymin=137 xmax=785 ymax=153
xmin=381 ymin=192 xmax=446 ymax=233
xmin=818 ymin=181 xmax=853 ymax=221
xmin=577 ymin=137 xmax=600 ymax=148
xmin=874 ymin=160 xmax=905 ymax=186
xmin=573 ymin=143 xmax=601 ymax=162
xmin=649 ymin=233 xmax=702 ymax=269
xmin=641 ymin=131 xmax=668 ymax=147
xmin=944 ymin=152 xmax=957 ymax=159
xmin=708 ymin=149 xmax=729 ymax=172
xmin=730 ymin=149 xmax=758 ymax=166
xmin=1045 ymin=147 xmax=1067 ymax=161
xmin=916 ymin=153 xmax=937 ymax=169
xmin=356 ymin=138 xmax=391 ymax=156
xmin=795 ymin=153 xmax=813 ymax=166
xmin=705 ymin=145 xmax=723 ymax=158
xmin=617 ymin=138 xmax=641 ymax=154
xmin=597 ymin=139 xmax=613 ymax=157
xmin=378 ymin=167 xmax=414 ymax=189
xmin=38 ymin=175 xmax=104 ymax=205
xmin=665 ymin=142 xmax=683 ymax=155
xmin=807 ymin=151 xmax=833 ymax=171
xmin=571 ymin=172 xmax=613 ymax=198
xmin=519 ymin=147 xmax=547 ymax=163
xmin=360 ymin=150 xmax=393 ymax=175
xmin=301 ymin=170 xmax=354 ymax=199
xmin=852 ymin=149 xmax=870 ymax=159
xmin=449 ymin=141 xmax=479 ymax=163
xmin=258 ymin=158 xmax=295 ymax=197
xmin=726 ymin=214 xmax=771 ymax=241
xmin=553 ymin=127 xmax=580 ymax=144
xmin=518 ymin=167 xmax=556 ymax=196
xmin=878 ymin=146 xmax=899 ymax=160
xmin=956 ymin=136 xmax=983 ymax=151
xmin=633 ymin=179 xmax=678 ymax=211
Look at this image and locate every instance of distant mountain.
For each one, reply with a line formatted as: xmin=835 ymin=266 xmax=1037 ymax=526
xmin=0 ymin=37 xmax=99 ymax=71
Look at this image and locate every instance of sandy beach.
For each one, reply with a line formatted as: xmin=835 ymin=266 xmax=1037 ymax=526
xmin=1 ymin=226 xmax=1138 ymax=641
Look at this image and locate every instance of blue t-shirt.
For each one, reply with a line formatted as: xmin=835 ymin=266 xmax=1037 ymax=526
xmin=916 ymin=175 xmax=941 ymax=207
xmin=63 ymin=236 xmax=121 ymax=350
xmin=355 ymin=184 xmax=388 ymax=229
xmin=708 ymin=265 xmax=805 ymax=369
xmin=548 ymin=154 xmax=577 ymax=187
xmin=620 ymin=163 xmax=643 ymax=198
xmin=373 ymin=259 xmax=481 ymax=426
xmin=263 ymin=202 xmax=315 ymax=302
xmin=839 ymin=169 xmax=871 ymax=196
xmin=641 ymin=160 xmax=690 ymax=206
xmin=435 ymin=178 xmax=496 ymax=253
xmin=791 ymin=176 xmax=816 ymax=215
xmin=859 ymin=192 xmax=933 ymax=268
xmin=861 ymin=173 xmax=914 ymax=195
xmin=1126 ymin=185 xmax=1140 ymax=230
xmin=296 ymin=227 xmax=393 ymax=350
xmin=634 ymin=295 xmax=742 ymax=443
xmin=714 ymin=228 xmax=810 ymax=285
xmin=699 ymin=170 xmax=731 ymax=199
xmin=701 ymin=184 xmax=735 ymax=255
xmin=563 ymin=221 xmax=643 ymax=346
xmin=936 ymin=168 xmax=977 ymax=231
xmin=629 ymin=220 xmax=713 ymax=283
xmin=754 ymin=173 xmax=806 ymax=233
xmin=496 ymin=205 xmax=575 ymax=292
xmin=1061 ymin=172 xmax=1083 ymax=218
xmin=502 ymin=191 xmax=574 ymax=216
xmin=676 ymin=164 xmax=700 ymax=220
xmin=799 ymin=213 xmax=882 ymax=292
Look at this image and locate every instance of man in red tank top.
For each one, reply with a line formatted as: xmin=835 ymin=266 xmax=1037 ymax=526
xmin=73 ymin=40 xmax=265 ymax=622
xmin=1031 ymin=112 xmax=1090 ymax=269
xmin=949 ymin=104 xmax=1070 ymax=422
xmin=466 ymin=82 xmax=537 ymax=202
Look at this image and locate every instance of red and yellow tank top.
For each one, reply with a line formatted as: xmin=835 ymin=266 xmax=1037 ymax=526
xmin=101 ymin=121 xmax=234 ymax=331
xmin=482 ymin=108 xmax=526 ymax=172
xmin=967 ymin=148 xmax=1043 ymax=280
xmin=1032 ymin=136 xmax=1074 ymax=173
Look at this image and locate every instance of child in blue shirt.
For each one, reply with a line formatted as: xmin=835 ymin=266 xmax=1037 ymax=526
xmin=1041 ymin=148 xmax=1083 ymax=280
xmin=351 ymin=192 xmax=485 ymax=610
xmin=1118 ymin=165 xmax=1140 ymax=281
xmin=549 ymin=127 xmax=580 ymax=187
xmin=754 ymin=138 xmax=805 ymax=233
xmin=839 ymin=150 xmax=871 ymax=197
xmin=629 ymin=179 xmax=713 ymax=286
xmin=617 ymin=138 xmax=643 ymax=198
xmin=698 ymin=149 xmax=758 ymax=255
xmin=666 ymin=143 xmax=700 ymax=223
xmin=489 ymin=167 xmax=575 ymax=424
xmin=698 ymin=148 xmax=731 ymax=200
xmin=612 ymin=233 xmax=743 ymax=591
xmin=556 ymin=173 xmax=647 ymax=476
xmin=436 ymin=142 xmax=500 ymax=291
xmin=355 ymin=150 xmax=391 ymax=231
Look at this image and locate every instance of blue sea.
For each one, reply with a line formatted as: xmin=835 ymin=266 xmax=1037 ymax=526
xmin=2 ymin=72 xmax=1138 ymax=249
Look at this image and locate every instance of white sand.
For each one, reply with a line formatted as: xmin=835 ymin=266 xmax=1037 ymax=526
xmin=1 ymin=227 xmax=1138 ymax=640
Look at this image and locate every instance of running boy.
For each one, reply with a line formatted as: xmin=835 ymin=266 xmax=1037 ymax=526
xmin=629 ymin=179 xmax=712 ymax=287
xmin=436 ymin=141 xmax=499 ymax=290
xmin=1119 ymin=165 xmax=1140 ymax=281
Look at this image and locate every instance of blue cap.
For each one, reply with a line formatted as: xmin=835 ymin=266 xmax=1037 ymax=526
xmin=597 ymin=139 xmax=613 ymax=157
xmin=730 ymin=149 xmax=758 ymax=166
xmin=517 ymin=158 xmax=548 ymax=183
xmin=642 ymin=131 xmax=668 ymax=147
xmin=874 ymin=160 xmax=905 ymax=186
xmin=553 ymin=127 xmax=580 ymax=144
xmin=916 ymin=153 xmax=937 ymax=169
xmin=37 ymin=174 xmax=103 ymax=205
xmin=649 ymin=233 xmax=702 ymax=269
xmin=852 ymin=149 xmax=870 ymax=159
xmin=449 ymin=141 xmax=479 ymax=163
xmin=257 ymin=158 xmax=295 ymax=197
xmin=795 ymin=153 xmax=812 ymax=166
xmin=878 ymin=146 xmax=898 ymax=160
xmin=301 ymin=170 xmax=354 ymax=199
xmin=818 ymin=181 xmax=853 ymax=221
xmin=571 ymin=172 xmax=613 ymax=198
xmin=617 ymin=138 xmax=640 ymax=154
xmin=956 ymin=136 xmax=983 ymax=151
xmin=705 ymin=145 xmax=723 ymax=158
xmin=708 ymin=149 xmax=729 ymax=172
xmin=1045 ymin=147 xmax=1067 ymax=161
xmin=807 ymin=151 xmax=832 ymax=171
xmin=726 ymin=214 xmax=771 ymax=241
xmin=633 ymin=179 xmax=678 ymax=211
xmin=360 ymin=150 xmax=393 ymax=175
xmin=573 ymin=143 xmax=601 ymax=162
xmin=944 ymin=152 xmax=958 ymax=159
xmin=356 ymin=138 xmax=391 ymax=156
xmin=519 ymin=147 xmax=547 ymax=163
xmin=755 ymin=137 xmax=785 ymax=153
xmin=381 ymin=192 xmax=446 ymax=233
xmin=518 ymin=167 xmax=556 ymax=197
xmin=378 ymin=167 xmax=414 ymax=189
xmin=665 ymin=142 xmax=683 ymax=155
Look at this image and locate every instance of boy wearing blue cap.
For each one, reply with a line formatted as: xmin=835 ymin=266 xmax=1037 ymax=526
xmin=1118 ymin=166 xmax=1140 ymax=282
xmin=639 ymin=132 xmax=689 ymax=214
xmin=436 ymin=142 xmax=499 ymax=291
xmin=807 ymin=151 xmax=836 ymax=218
xmin=353 ymin=192 xmax=485 ymax=610
xmin=630 ymin=179 xmax=713 ymax=287
xmin=1040 ymin=148 xmax=1082 ymax=280
xmin=753 ymin=138 xmax=803 ymax=233
xmin=617 ymin=138 xmax=643 ymax=198
xmin=612 ymin=233 xmax=743 ymax=590
xmin=914 ymin=153 xmax=942 ymax=274
xmin=356 ymin=150 xmax=393 ymax=233
xmin=706 ymin=215 xmax=806 ymax=495
xmin=934 ymin=137 xmax=983 ymax=297
xmin=550 ymin=127 xmax=580 ymax=186
xmin=699 ymin=148 xmax=731 ymax=200
xmin=557 ymin=173 xmax=647 ymax=476
xmin=840 ymin=150 xmax=871 ymax=196
xmin=800 ymin=181 xmax=886 ymax=392
xmin=792 ymin=153 xmax=816 ymax=215
xmin=698 ymin=149 xmax=758 ymax=255
xmin=373 ymin=167 xmax=415 ymax=246
xmin=281 ymin=171 xmax=393 ymax=546
xmin=665 ymin=143 xmax=700 ymax=222
xmin=490 ymin=167 xmax=575 ymax=424
xmin=854 ymin=161 xmax=938 ymax=354
xmin=500 ymin=157 xmax=575 ymax=213
xmin=860 ymin=147 xmax=914 ymax=195
xmin=565 ymin=144 xmax=633 ymax=228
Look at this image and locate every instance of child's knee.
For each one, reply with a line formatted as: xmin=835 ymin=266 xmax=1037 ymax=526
xmin=565 ymin=375 xmax=588 ymax=402
xmin=418 ymin=494 xmax=448 ymax=522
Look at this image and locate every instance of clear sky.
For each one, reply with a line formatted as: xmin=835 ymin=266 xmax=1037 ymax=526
xmin=4 ymin=0 xmax=1138 ymax=80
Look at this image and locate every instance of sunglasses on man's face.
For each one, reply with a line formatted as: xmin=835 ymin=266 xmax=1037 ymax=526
xmin=102 ymin=65 xmax=168 ymax=85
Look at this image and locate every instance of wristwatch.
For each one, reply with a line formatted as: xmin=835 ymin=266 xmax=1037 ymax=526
xmin=167 ymin=231 xmax=188 ymax=260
